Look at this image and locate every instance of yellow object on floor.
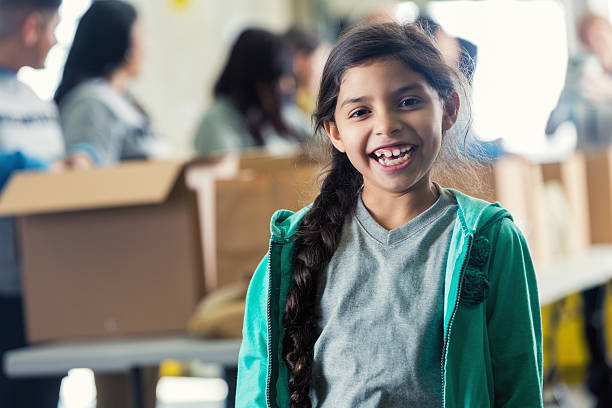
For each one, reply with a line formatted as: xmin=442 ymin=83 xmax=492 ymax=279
xmin=160 ymin=359 xmax=184 ymax=378
xmin=542 ymin=285 xmax=612 ymax=383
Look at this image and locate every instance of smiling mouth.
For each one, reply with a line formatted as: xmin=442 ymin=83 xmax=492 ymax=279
xmin=369 ymin=145 xmax=416 ymax=167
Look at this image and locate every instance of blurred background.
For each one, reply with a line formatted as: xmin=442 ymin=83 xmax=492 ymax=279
xmin=20 ymin=0 xmax=575 ymax=157
xmin=4 ymin=0 xmax=612 ymax=407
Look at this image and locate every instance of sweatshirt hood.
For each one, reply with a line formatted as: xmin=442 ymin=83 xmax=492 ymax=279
xmin=447 ymin=188 xmax=511 ymax=235
xmin=270 ymin=204 xmax=312 ymax=240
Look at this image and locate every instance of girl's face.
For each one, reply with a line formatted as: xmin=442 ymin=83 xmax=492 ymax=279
xmin=325 ymin=58 xmax=456 ymax=199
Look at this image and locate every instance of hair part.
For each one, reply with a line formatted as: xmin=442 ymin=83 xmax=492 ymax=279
xmin=54 ymin=0 xmax=137 ymax=105
xmin=282 ymin=22 xmax=484 ymax=408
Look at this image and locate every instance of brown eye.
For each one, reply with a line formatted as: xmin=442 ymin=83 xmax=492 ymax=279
xmin=399 ymin=97 xmax=421 ymax=107
xmin=350 ymin=108 xmax=370 ymax=118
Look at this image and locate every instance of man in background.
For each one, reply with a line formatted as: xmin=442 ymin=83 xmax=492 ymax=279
xmin=546 ymin=13 xmax=612 ymax=408
xmin=0 ymin=0 xmax=71 ymax=406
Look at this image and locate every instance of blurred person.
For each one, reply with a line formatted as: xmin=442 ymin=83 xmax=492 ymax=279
xmin=55 ymin=2 xmax=162 ymax=407
xmin=415 ymin=16 xmax=477 ymax=86
xmin=416 ymin=15 xmax=502 ymax=160
xmin=547 ymin=13 xmax=612 ymax=147
xmin=546 ymin=13 xmax=612 ymax=407
xmin=54 ymin=0 xmax=167 ymax=166
xmin=282 ymin=26 xmax=329 ymax=115
xmin=0 ymin=0 xmax=78 ymax=406
xmin=194 ymin=28 xmax=311 ymax=156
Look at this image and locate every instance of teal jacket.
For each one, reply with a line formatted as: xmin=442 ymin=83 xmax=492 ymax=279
xmin=236 ymin=189 xmax=543 ymax=407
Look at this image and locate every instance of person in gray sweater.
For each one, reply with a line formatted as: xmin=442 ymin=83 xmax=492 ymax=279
xmin=54 ymin=2 xmax=164 ymax=407
xmin=54 ymin=0 xmax=167 ymax=166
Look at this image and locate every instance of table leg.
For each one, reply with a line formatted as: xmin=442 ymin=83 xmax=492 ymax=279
xmin=130 ymin=367 xmax=143 ymax=408
xmin=224 ymin=366 xmax=237 ymax=408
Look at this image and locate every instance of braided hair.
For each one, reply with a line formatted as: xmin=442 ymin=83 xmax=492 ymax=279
xmin=282 ymin=22 xmax=469 ymax=407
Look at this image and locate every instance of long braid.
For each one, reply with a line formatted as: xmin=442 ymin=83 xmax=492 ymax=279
xmin=282 ymin=150 xmax=362 ymax=407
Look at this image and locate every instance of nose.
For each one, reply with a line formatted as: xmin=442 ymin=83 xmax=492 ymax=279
xmin=374 ymin=109 xmax=401 ymax=136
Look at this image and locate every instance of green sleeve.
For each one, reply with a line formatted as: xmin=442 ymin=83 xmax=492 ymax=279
xmin=486 ymin=218 xmax=543 ymax=407
xmin=236 ymin=253 xmax=270 ymax=407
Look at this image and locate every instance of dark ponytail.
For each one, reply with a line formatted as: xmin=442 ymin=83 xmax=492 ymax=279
xmin=282 ymin=22 xmax=472 ymax=407
xmin=282 ymin=148 xmax=362 ymax=406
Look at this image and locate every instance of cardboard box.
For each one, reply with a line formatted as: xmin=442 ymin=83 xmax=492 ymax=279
xmin=585 ymin=150 xmax=612 ymax=244
xmin=438 ymin=153 xmax=593 ymax=266
xmin=437 ymin=155 xmax=550 ymax=265
xmin=186 ymin=153 xmax=319 ymax=291
xmin=0 ymin=160 xmax=205 ymax=342
xmin=539 ymin=153 xmax=590 ymax=255
xmin=489 ymin=156 xmax=551 ymax=266
xmin=0 ymin=154 xmax=320 ymax=342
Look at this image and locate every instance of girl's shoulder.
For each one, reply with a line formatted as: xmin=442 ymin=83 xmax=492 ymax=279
xmin=446 ymin=188 xmax=511 ymax=235
xmin=269 ymin=205 xmax=312 ymax=240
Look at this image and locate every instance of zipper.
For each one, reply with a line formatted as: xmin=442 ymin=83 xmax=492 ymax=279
xmin=265 ymin=240 xmax=274 ymax=408
xmin=440 ymin=234 xmax=472 ymax=408
xmin=265 ymin=237 xmax=287 ymax=408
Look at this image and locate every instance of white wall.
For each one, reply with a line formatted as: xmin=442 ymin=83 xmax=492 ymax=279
xmin=127 ymin=0 xmax=294 ymax=155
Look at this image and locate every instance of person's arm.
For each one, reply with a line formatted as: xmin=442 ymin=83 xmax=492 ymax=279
xmin=546 ymin=61 xmax=582 ymax=137
xmin=0 ymin=151 xmax=47 ymax=191
xmin=545 ymin=87 xmax=573 ymax=137
xmin=486 ymin=218 xmax=543 ymax=407
xmin=235 ymin=253 xmax=271 ymax=407
xmin=60 ymin=98 xmax=118 ymax=165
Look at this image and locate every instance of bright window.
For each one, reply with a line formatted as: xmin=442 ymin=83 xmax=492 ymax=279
xmin=427 ymin=0 xmax=568 ymax=155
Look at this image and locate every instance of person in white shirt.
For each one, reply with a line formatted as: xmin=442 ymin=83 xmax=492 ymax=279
xmin=0 ymin=1 xmax=67 ymax=406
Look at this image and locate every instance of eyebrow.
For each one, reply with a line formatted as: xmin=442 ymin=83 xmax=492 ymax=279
xmin=339 ymin=83 xmax=426 ymax=109
xmin=393 ymin=83 xmax=425 ymax=94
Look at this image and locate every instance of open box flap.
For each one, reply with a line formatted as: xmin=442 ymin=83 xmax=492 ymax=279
xmin=0 ymin=159 xmax=187 ymax=216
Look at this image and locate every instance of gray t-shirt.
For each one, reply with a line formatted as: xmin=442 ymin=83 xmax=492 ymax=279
xmin=311 ymin=187 xmax=458 ymax=407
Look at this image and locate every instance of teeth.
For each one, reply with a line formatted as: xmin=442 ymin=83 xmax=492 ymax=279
xmin=372 ymin=146 xmax=416 ymax=160
xmin=377 ymin=150 xmax=413 ymax=166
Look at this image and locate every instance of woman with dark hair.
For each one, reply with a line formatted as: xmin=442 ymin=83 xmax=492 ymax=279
xmin=194 ymin=28 xmax=310 ymax=155
xmin=54 ymin=0 xmax=166 ymax=165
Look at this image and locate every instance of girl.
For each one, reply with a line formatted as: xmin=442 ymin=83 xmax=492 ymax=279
xmin=236 ymin=22 xmax=543 ymax=408
xmin=54 ymin=0 xmax=166 ymax=166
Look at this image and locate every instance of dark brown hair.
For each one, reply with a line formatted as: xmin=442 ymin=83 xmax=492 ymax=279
xmin=54 ymin=0 xmax=137 ymax=106
xmin=213 ymin=28 xmax=298 ymax=146
xmin=282 ymin=22 xmax=475 ymax=407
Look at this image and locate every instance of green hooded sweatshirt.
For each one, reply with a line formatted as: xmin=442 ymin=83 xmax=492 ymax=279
xmin=236 ymin=189 xmax=543 ymax=407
